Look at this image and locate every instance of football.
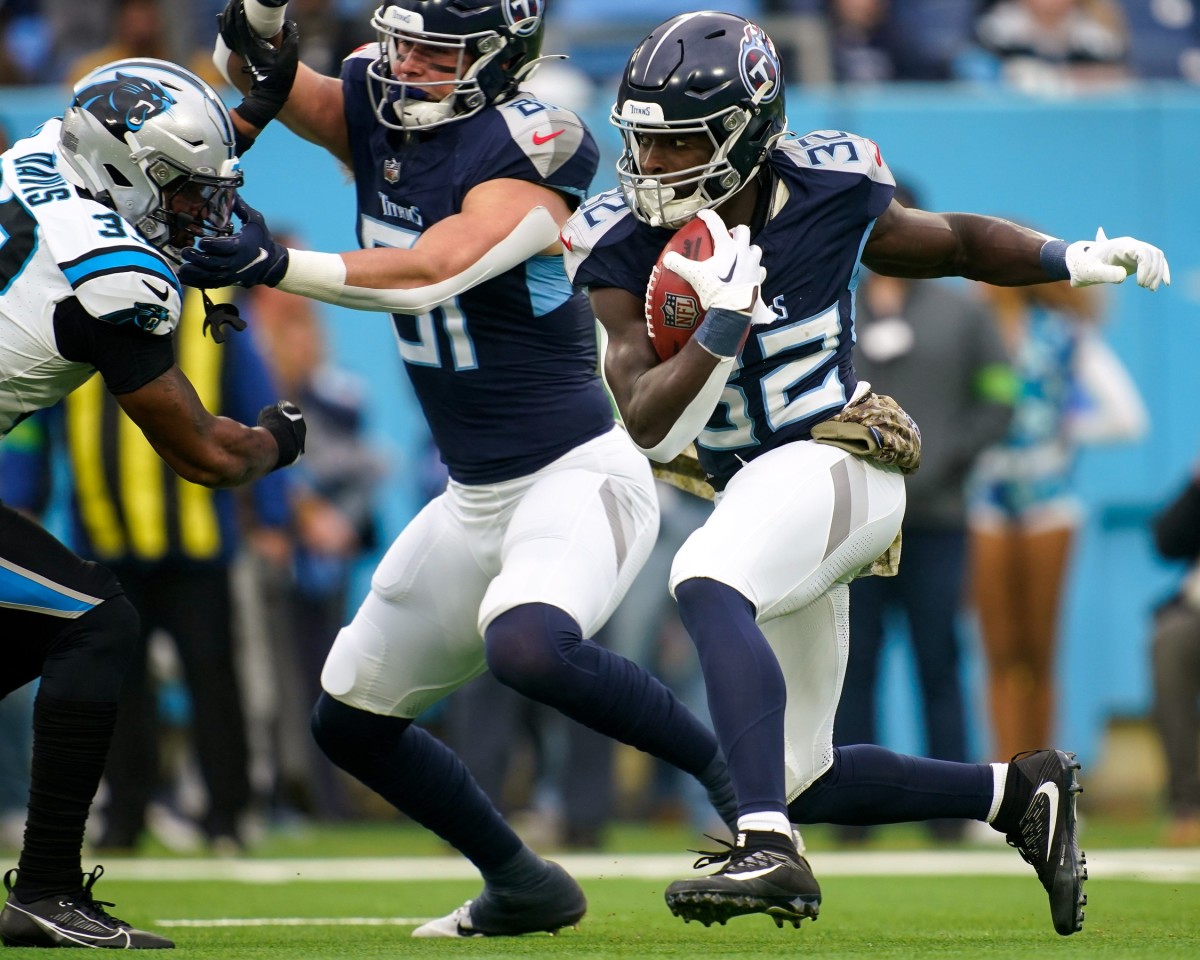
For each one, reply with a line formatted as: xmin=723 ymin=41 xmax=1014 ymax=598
xmin=644 ymin=216 xmax=714 ymax=363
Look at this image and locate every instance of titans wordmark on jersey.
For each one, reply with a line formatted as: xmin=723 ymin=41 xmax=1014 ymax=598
xmin=563 ymin=130 xmax=896 ymax=488
xmin=340 ymin=49 xmax=613 ymax=485
xmin=0 ymin=121 xmax=182 ymax=437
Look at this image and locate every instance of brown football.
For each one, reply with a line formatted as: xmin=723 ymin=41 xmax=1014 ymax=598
xmin=644 ymin=216 xmax=714 ymax=363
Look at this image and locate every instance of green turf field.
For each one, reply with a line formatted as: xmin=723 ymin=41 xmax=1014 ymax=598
xmin=5 ymin=873 xmax=1195 ymax=959
xmin=3 ymin=819 xmax=1197 ymax=957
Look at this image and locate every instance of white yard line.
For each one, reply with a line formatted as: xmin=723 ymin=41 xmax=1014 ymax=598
xmin=106 ymin=848 xmax=1200 ymax=885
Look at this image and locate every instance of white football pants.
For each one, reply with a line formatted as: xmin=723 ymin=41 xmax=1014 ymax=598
xmin=321 ymin=426 xmax=660 ymax=718
xmin=669 ymin=440 xmax=906 ymax=801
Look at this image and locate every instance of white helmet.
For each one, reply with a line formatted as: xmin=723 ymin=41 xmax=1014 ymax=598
xmin=58 ymin=58 xmax=243 ymax=261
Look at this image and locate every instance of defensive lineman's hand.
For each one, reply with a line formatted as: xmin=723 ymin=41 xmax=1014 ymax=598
xmin=1065 ymin=228 xmax=1171 ymax=291
xmin=663 ymin=209 xmax=765 ymax=315
xmin=179 ymin=197 xmax=289 ymax=289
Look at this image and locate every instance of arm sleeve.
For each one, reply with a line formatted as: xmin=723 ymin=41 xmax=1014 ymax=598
xmin=53 ymin=297 xmax=175 ymax=395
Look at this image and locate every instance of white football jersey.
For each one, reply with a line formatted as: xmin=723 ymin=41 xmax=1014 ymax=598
xmin=0 ymin=120 xmax=182 ymax=438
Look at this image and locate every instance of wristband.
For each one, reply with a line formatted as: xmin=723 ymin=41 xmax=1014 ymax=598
xmin=694 ymin=307 xmax=752 ymax=359
xmin=258 ymin=401 xmax=305 ymax=468
xmin=1039 ymin=239 xmax=1070 ymax=281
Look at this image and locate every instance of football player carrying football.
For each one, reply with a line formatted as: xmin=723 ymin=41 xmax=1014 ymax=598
xmin=183 ymin=0 xmax=741 ymax=939
xmin=0 ymin=58 xmax=307 ymax=949
xmin=562 ymin=10 xmax=1168 ymax=937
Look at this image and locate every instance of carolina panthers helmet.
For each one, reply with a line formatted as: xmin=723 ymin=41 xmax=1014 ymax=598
xmin=58 ymin=58 xmax=243 ymax=262
xmin=367 ymin=0 xmax=546 ymax=131
xmin=613 ymin=12 xmax=787 ymax=228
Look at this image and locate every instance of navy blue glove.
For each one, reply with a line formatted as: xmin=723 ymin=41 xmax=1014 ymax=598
xmin=178 ymin=197 xmax=289 ymax=289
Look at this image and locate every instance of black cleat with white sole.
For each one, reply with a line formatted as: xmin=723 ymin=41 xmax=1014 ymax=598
xmin=1005 ymin=749 xmax=1088 ymax=936
xmin=664 ymin=830 xmax=821 ymax=929
xmin=0 ymin=866 xmax=174 ymax=948
xmin=412 ymin=860 xmax=586 ymax=938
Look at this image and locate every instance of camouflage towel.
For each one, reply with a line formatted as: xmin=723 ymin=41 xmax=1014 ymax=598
xmin=810 ymin=389 xmax=922 ymax=475
xmin=650 ymin=444 xmax=713 ymax=502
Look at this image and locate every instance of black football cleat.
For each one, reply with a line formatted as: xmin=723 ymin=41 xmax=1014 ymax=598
xmin=1005 ymin=749 xmax=1088 ymax=936
xmin=0 ymin=865 xmax=174 ymax=948
xmin=412 ymin=860 xmax=586 ymax=938
xmin=665 ymin=830 xmax=821 ymax=928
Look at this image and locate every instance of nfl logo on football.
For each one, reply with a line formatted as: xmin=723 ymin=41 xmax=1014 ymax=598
xmin=383 ymin=158 xmax=401 ymax=184
xmin=662 ymin=293 xmax=699 ymax=330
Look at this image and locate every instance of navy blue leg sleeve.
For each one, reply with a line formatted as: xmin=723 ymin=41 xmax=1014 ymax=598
xmin=787 ymin=744 xmax=995 ymax=825
xmin=311 ymin=693 xmax=523 ymax=872
xmin=484 ymin=603 xmax=718 ymax=775
xmin=675 ymin=577 xmax=788 ymax=817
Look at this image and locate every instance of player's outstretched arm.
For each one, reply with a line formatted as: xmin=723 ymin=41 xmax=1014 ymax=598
xmin=180 ymin=182 xmax=572 ymax=313
xmin=214 ymin=0 xmax=350 ymax=162
xmin=863 ymin=201 xmax=1169 ymax=290
xmin=116 ymin=365 xmax=305 ymax=487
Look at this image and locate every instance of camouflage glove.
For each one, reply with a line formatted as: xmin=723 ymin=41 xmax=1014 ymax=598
xmin=811 ymin=389 xmax=922 ymax=475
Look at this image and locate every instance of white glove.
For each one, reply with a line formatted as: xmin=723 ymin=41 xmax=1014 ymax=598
xmin=662 ymin=209 xmax=765 ymax=314
xmin=1065 ymin=227 xmax=1171 ymax=291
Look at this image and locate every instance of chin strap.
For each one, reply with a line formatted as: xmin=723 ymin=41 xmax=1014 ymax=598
xmin=200 ymin=290 xmax=247 ymax=343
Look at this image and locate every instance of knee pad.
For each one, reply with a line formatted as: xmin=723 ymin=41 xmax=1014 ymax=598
xmin=40 ymin=594 xmax=140 ymax=702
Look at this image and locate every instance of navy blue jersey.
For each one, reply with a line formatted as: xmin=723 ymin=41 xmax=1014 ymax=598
xmin=563 ymin=131 xmax=895 ymax=488
xmin=341 ymin=49 xmax=613 ymax=484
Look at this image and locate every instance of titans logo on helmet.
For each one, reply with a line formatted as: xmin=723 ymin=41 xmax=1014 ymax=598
xmin=74 ymin=74 xmax=176 ymax=141
xmin=503 ymin=0 xmax=543 ymax=35
xmin=738 ymin=24 xmax=781 ymax=103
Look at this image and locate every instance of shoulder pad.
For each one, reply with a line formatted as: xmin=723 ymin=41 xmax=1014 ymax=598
xmin=560 ymin=188 xmax=633 ymax=284
xmin=777 ymin=131 xmax=893 ymax=185
xmin=497 ymin=97 xmax=589 ymax=182
xmin=61 ymin=243 xmax=182 ymax=336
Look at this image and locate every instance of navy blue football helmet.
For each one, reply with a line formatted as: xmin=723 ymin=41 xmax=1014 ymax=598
xmin=368 ymin=0 xmax=547 ymax=130
xmin=612 ymin=12 xmax=787 ymax=227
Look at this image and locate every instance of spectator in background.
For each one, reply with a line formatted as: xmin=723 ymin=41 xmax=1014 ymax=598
xmin=973 ymin=0 xmax=1131 ymax=91
xmin=1148 ymin=460 xmax=1200 ymax=847
xmin=0 ymin=288 xmax=292 ymax=854
xmin=65 ymin=0 xmax=226 ymax=88
xmin=243 ymin=270 xmax=385 ymax=822
xmin=970 ymin=266 xmax=1148 ymax=763
xmin=834 ymin=180 xmax=1015 ymax=844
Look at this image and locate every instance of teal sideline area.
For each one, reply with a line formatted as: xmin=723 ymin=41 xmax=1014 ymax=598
xmin=2 ymin=81 xmax=1197 ymax=767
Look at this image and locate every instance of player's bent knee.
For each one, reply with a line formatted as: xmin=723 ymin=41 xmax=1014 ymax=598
xmin=42 ymin=594 xmax=140 ymax=701
xmin=484 ymin=604 xmax=575 ymax=694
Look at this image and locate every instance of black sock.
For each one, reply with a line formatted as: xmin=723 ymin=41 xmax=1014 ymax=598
xmin=674 ymin=578 xmax=789 ymax=817
xmin=485 ymin=604 xmax=718 ymax=774
xmin=787 ymin=744 xmax=995 ymax=826
xmin=480 ymin=844 xmax=550 ymax=894
xmin=16 ymin=695 xmax=118 ymax=901
xmin=311 ymin=694 xmax=523 ymax=872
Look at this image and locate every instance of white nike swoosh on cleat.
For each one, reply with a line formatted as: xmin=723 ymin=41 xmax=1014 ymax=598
xmin=1034 ymin=781 xmax=1059 ymax=862
xmin=728 ymin=865 xmax=785 ymax=882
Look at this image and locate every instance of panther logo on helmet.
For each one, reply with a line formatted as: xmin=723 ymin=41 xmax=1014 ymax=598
xmin=503 ymin=0 xmax=543 ymax=36
xmin=74 ymin=74 xmax=176 ymax=141
xmin=738 ymin=24 xmax=781 ymax=103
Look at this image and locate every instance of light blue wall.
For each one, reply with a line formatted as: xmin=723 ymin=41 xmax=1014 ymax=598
xmin=7 ymin=81 xmax=1199 ymax=765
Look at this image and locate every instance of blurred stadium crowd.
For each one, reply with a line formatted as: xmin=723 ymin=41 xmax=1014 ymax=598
xmin=1 ymin=0 xmax=1199 ymax=858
